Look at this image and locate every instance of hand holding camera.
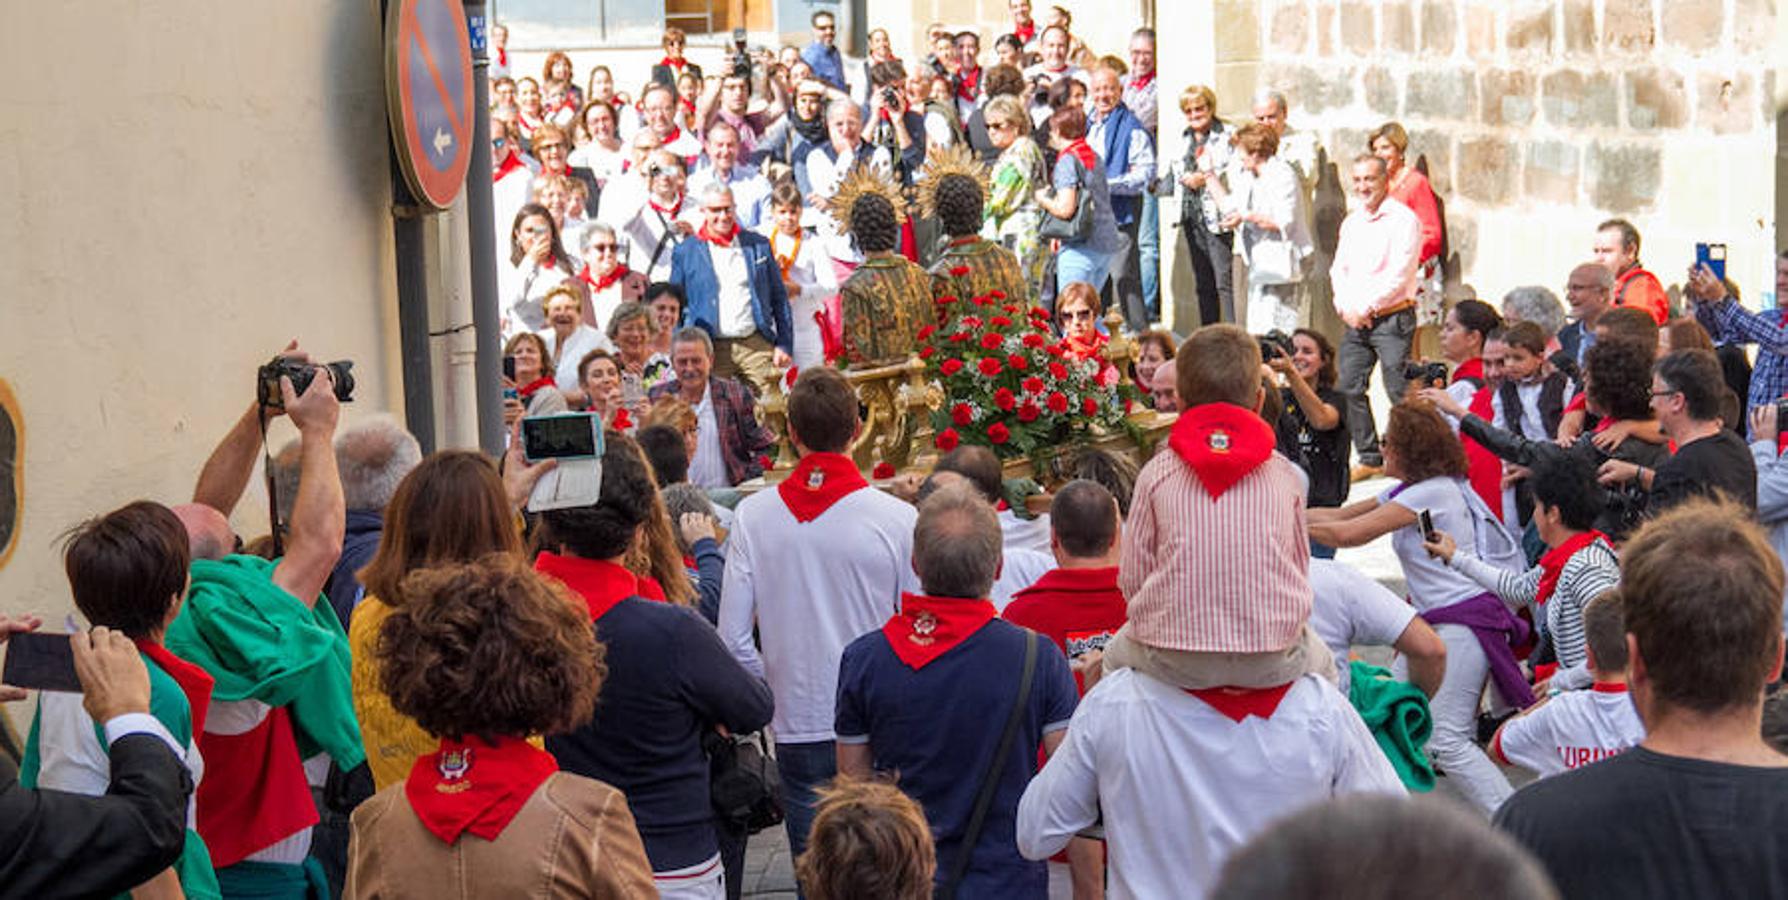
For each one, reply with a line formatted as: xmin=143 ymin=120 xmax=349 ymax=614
xmin=1403 ymin=360 xmax=1450 ymax=390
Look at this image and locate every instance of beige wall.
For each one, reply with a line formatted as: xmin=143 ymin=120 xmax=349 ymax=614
xmin=0 ymin=3 xmax=403 ymax=651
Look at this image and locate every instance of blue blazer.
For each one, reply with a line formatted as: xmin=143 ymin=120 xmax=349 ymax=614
xmin=668 ymin=230 xmax=793 ymax=354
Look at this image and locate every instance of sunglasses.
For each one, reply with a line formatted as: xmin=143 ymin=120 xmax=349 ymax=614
xmin=1059 ymin=308 xmax=1094 ymax=322
xmin=588 ymin=243 xmax=618 ymax=252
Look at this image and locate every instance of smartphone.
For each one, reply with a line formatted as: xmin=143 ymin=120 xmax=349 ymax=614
xmin=1695 ymin=242 xmax=1727 ymax=282
xmin=2 ymin=632 xmax=82 ymax=693
xmin=522 ymin=412 xmax=604 ymax=463
xmin=502 ymin=355 xmax=518 ymax=381
xmin=1418 ymin=509 xmax=1436 ymax=540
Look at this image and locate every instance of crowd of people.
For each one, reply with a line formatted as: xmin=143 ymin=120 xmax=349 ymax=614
xmin=8 ymin=5 xmax=1788 ymax=900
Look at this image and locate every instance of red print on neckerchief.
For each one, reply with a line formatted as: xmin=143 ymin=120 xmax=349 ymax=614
xmin=1535 ymin=531 xmax=1609 ymax=608
xmin=1186 ymin=683 xmax=1295 ymax=723
xmin=777 ymin=452 xmax=868 ymax=522
xmin=881 ymin=592 xmax=998 ymax=670
xmin=134 ymin=639 xmax=215 ymax=738
xmin=1168 ymin=402 xmax=1275 ymax=499
xmin=405 ymin=735 xmax=558 ymax=844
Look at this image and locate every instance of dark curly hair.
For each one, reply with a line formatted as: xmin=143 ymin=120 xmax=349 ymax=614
xmin=935 ymin=174 xmax=985 ymax=238
xmin=378 ymin=554 xmax=604 ymax=741
xmin=538 ymin=430 xmax=657 ymax=561
xmin=1383 ymin=401 xmax=1468 ymax=483
xmin=1584 ymin=338 xmax=1654 ymax=422
xmin=852 ymin=193 xmax=900 ymax=253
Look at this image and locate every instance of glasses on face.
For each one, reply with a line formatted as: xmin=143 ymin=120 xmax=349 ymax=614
xmin=1650 ymin=388 xmax=1681 ymax=400
xmin=535 ymin=142 xmax=565 ymax=152
xmin=588 ymin=243 xmax=617 ymax=253
xmin=705 ymin=205 xmax=736 ymax=214
xmin=1060 ymin=308 xmax=1094 ymax=323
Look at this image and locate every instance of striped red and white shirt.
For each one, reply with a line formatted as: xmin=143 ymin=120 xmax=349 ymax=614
xmin=1119 ymin=451 xmax=1311 ymax=653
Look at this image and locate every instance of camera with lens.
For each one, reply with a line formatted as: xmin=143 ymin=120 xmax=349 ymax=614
xmin=729 ymin=28 xmax=752 ymax=77
xmin=880 ymin=86 xmax=901 ymax=109
xmin=1402 ymin=360 xmax=1450 ymax=387
xmin=256 ymin=357 xmax=355 ymax=410
xmin=645 ymin=163 xmax=664 ymax=178
xmin=1257 ymin=330 xmax=1294 ymax=361
xmin=923 ymin=52 xmax=950 ymax=79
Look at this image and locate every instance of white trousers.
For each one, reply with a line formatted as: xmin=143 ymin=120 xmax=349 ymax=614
xmin=1427 ymin=623 xmax=1515 ymax=814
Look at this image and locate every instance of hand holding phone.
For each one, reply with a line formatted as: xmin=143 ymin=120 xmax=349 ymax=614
xmin=1695 ymin=242 xmax=1728 ymax=282
xmin=1418 ymin=509 xmax=1436 ymax=541
xmin=2 ymin=631 xmax=81 ymax=693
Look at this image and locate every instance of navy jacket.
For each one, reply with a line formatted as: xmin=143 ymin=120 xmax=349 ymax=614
xmin=1097 ymin=103 xmax=1147 ymax=225
xmin=668 ymin=229 xmax=793 ymax=354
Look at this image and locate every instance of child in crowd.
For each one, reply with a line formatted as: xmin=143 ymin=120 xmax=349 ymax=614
xmin=761 ymin=178 xmax=839 ymax=368
xmin=1491 ymin=322 xmax=1574 ymax=523
xmin=1491 ymin=592 xmax=1644 ymax=777
xmin=543 ymin=78 xmax=576 ymax=127
xmin=795 ymin=779 xmax=936 ymax=900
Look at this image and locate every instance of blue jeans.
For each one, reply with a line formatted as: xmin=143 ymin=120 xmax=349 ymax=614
xmin=1309 ymin=538 xmax=1337 ymax=559
xmin=776 ymin=740 xmax=836 ymax=862
xmin=1140 ymin=194 xmax=1161 ymax=320
xmin=1057 ymin=243 xmax=1115 ymax=295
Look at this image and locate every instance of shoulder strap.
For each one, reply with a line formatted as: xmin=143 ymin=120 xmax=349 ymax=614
xmin=941 ymin=630 xmax=1039 ymax=900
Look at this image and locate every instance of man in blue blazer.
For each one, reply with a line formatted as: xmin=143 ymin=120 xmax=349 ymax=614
xmin=669 ymin=183 xmax=793 ymax=396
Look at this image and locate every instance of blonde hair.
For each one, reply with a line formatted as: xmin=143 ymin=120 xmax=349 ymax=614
xmin=1179 ymin=84 xmax=1217 ymax=116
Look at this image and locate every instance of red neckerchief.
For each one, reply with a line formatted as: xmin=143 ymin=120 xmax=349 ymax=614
xmin=134 ymin=638 xmax=215 ymax=738
xmin=956 ymin=66 xmax=981 ymax=102
xmin=1063 ymin=331 xmax=1106 ymax=361
xmin=662 ymin=125 xmax=683 ymax=146
xmin=777 ymin=452 xmax=869 ymax=522
xmin=1186 ymin=683 xmax=1295 ymax=723
xmin=581 ymin=262 xmax=631 ymax=293
xmin=1129 ymin=69 xmax=1156 ymax=89
xmin=404 ymin=735 xmax=558 ymax=844
xmin=1451 ymin=357 xmax=1484 ymax=384
xmin=492 ymin=149 xmax=527 ymax=182
xmin=649 ymin=195 xmax=684 ymax=217
xmin=681 ymin=554 xmax=698 ymax=570
xmin=699 ymin=223 xmax=737 ymax=248
xmin=496 ymin=47 xmax=507 ymax=67
xmin=1591 ymin=682 xmax=1629 ymax=694
xmin=1167 ymin=402 xmax=1276 ymax=499
xmin=1014 ymin=22 xmax=1035 ymax=43
xmin=611 ymin=407 xmax=633 ymax=431
xmin=661 ymin=56 xmax=685 ymax=71
xmin=881 ymin=592 xmax=999 ymax=670
xmin=518 ymin=376 xmax=557 ymax=399
xmin=1535 ymin=531 xmax=1609 ymax=607
xmin=637 ymin=574 xmax=667 ymax=602
xmin=539 ymin=163 xmax=572 ymax=178
xmin=1062 ymin=138 xmax=1097 ymax=169
xmin=534 ymin=552 xmax=645 ymax=621
xmin=1463 ymin=383 xmax=1503 ymax=520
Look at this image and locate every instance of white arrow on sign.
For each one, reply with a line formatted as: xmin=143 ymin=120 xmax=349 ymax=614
xmin=433 ymin=127 xmax=453 ymax=158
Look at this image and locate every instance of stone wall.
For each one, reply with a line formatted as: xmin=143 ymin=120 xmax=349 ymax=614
xmin=1217 ymin=0 xmax=1780 ymax=308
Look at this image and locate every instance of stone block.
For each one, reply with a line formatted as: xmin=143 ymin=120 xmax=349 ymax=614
xmin=1562 ymin=0 xmax=1596 ymax=54
xmin=1463 ymin=0 xmax=1499 ymax=58
xmin=1541 ymin=70 xmax=1619 ymax=128
xmin=1405 ymin=68 xmax=1475 ymax=121
xmin=1445 ymin=211 xmax=1478 ymax=272
xmin=1524 ymin=140 xmax=1581 ymax=204
xmin=1456 ymin=137 xmax=1516 ymax=204
xmin=1603 ymin=0 xmax=1656 ymax=54
xmin=1480 ymin=69 xmax=1537 ymax=126
xmin=1735 ymin=0 xmax=1775 ymax=55
xmin=1421 ymin=0 xmax=1457 ymax=54
xmin=1585 ymin=142 xmax=1662 ymax=213
xmin=1409 ymin=128 xmax=1454 ymax=195
xmin=1215 ymin=0 xmax=1263 ymax=61
xmin=1317 ymin=0 xmax=1337 ymax=56
xmin=1331 ymin=127 xmax=1373 ymax=164
xmin=1363 ymin=66 xmax=1399 ymax=115
xmin=1382 ymin=1 xmax=1415 ymax=52
xmin=1697 ymin=72 xmax=1756 ymax=135
xmin=1661 ymin=0 xmax=1722 ymax=51
xmin=1341 ymin=1 xmax=1376 ymax=54
xmin=1506 ymin=0 xmax=1556 ymax=56
xmin=1624 ymin=68 xmax=1687 ymax=129
xmin=1269 ymin=0 xmax=1312 ymax=55
xmin=1298 ymin=64 xmax=1358 ymax=114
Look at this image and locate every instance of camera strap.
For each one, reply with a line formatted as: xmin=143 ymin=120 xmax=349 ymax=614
xmin=256 ymin=397 xmax=285 ymax=559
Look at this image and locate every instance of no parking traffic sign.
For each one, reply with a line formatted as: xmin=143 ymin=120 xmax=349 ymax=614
xmin=385 ymin=0 xmax=474 ymax=210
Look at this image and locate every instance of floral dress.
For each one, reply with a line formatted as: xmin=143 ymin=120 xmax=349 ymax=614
xmin=982 ymin=136 xmax=1049 ymax=298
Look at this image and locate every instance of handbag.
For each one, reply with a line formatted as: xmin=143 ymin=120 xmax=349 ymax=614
xmin=939 ymin=632 xmax=1040 ymax=900
xmin=1038 ymin=155 xmax=1095 ymax=243
xmin=706 ymin=729 xmax=785 ymax=834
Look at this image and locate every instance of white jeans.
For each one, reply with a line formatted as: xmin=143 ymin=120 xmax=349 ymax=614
xmin=1427 ymin=623 xmax=1514 ymax=813
xmin=655 ymin=853 xmax=726 ymax=899
xmin=1246 ymin=281 xmax=1303 ymax=334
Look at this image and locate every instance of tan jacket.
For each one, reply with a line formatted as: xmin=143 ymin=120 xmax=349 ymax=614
xmin=345 ymin=772 xmax=659 ymax=899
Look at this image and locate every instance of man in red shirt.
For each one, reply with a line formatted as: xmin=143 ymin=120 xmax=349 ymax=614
xmin=1593 ymin=218 xmax=1669 ymax=325
xmin=1002 ymin=479 xmax=1127 ymax=688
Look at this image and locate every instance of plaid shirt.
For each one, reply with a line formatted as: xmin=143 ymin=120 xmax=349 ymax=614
xmin=649 ymin=377 xmax=775 ymax=486
xmin=1695 ymin=298 xmax=1788 ymax=416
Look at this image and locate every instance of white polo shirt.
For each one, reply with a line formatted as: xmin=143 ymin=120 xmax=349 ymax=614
xmin=1017 ymin=670 xmax=1404 ymax=899
xmin=1308 ymin=558 xmax=1418 ymax=693
xmin=1492 ymin=686 xmax=1645 ymax=778
xmin=718 ymin=484 xmax=921 ymax=743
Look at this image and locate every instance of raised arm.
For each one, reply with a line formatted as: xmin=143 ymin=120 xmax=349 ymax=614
xmin=270 ymin=372 xmax=345 ymax=607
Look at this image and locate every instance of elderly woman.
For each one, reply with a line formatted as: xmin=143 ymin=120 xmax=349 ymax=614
xmin=1055 ymin=282 xmax=1119 ymax=388
xmin=575 ymin=221 xmax=647 ymax=331
xmin=608 ymin=301 xmax=671 ymax=420
xmin=1499 ymin=285 xmax=1568 ymax=359
xmin=1163 ymin=84 xmax=1235 ymax=326
xmin=1370 ymin=122 xmax=1445 ymax=326
xmin=651 ymin=26 xmax=703 ymax=87
xmin=538 ymin=284 xmax=613 ymax=404
xmin=1217 ymin=122 xmax=1312 ymax=334
xmin=1035 ymin=101 xmax=1121 ymax=297
xmin=500 ymin=203 xmax=580 ymax=339
xmin=502 ymin=331 xmax=569 ymax=428
xmin=345 ymin=555 xmax=656 ymax=897
xmin=981 ymin=94 xmax=1049 ymax=293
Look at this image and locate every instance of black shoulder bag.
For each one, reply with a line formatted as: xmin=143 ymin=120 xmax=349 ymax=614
xmin=940 ymin=631 xmax=1040 ymax=900
xmin=706 ymin=729 xmax=785 ymax=834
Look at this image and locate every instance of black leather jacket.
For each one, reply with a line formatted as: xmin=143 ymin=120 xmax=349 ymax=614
xmin=1458 ymin=413 xmax=1669 ymax=540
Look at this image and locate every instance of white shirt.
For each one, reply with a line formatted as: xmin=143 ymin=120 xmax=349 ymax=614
xmin=690 ymin=384 xmax=728 ymax=489
xmin=539 ymin=324 xmax=614 ymax=395
xmin=1308 ymin=559 xmax=1418 ymax=692
xmin=32 ymin=693 xmax=200 ymax=829
xmin=687 ymin=162 xmax=774 ymax=229
xmin=1381 ymin=477 xmax=1489 ymax=612
xmin=999 ymin=509 xmax=1053 ymax=557
xmin=710 ymin=241 xmax=757 ymax=338
xmin=1017 ymin=670 xmax=1405 ymax=899
xmin=760 ymin=225 xmax=839 ymax=369
xmin=1494 ymin=687 xmax=1645 ymax=778
xmin=719 ymin=485 xmax=922 ymax=742
xmin=621 ymin=198 xmax=687 ymax=282
xmin=993 ymin=546 xmax=1055 ymax=611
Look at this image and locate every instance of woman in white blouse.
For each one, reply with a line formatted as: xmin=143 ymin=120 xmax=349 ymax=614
xmin=499 ymin=203 xmax=579 ymax=339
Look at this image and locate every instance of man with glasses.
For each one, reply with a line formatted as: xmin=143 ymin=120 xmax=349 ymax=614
xmin=669 ymin=184 xmax=793 ymax=395
xmin=801 ymin=11 xmax=846 ymax=92
xmin=1557 ymin=262 xmax=1616 ymax=367
xmin=639 ymin=82 xmax=703 ymax=165
xmin=1597 ymin=348 xmax=1755 ymax=515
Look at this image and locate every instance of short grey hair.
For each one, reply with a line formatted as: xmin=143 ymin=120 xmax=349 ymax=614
xmin=700 ymin=182 xmax=734 ymax=208
xmin=269 ymin=439 xmax=302 ymax=527
xmin=913 ymin=483 xmax=1003 ymax=599
xmin=579 ymin=220 xmax=617 ymax=253
xmin=335 ymin=418 xmax=423 ymax=512
xmin=1252 ymin=89 xmax=1289 ymax=114
xmin=662 ymin=483 xmax=716 ymax=554
xmin=672 ymin=326 xmax=714 ymax=358
xmin=1499 ymin=286 xmax=1567 ymax=340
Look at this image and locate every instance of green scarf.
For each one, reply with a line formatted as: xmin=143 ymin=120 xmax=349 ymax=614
xmin=1346 ymin=660 xmax=1435 ymax=792
xmin=166 ymin=555 xmax=364 ymax=769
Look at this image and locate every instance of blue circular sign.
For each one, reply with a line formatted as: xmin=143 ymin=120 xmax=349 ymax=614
xmin=385 ymin=0 xmax=473 ymax=209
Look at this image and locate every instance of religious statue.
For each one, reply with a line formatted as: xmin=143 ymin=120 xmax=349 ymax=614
xmin=832 ymin=166 xmax=933 ymax=369
xmin=919 ymin=145 xmax=1031 ymax=310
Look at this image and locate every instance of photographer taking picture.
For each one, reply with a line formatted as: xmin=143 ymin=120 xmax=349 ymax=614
xmin=1264 ymin=330 xmax=1349 ymax=554
xmin=866 ymin=60 xmax=927 ymax=186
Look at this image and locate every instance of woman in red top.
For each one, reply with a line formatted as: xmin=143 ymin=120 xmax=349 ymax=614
xmin=1371 ymin=122 xmax=1445 ymax=328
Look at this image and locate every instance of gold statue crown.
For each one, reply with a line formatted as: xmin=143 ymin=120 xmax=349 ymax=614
xmin=915 ymin=143 xmax=991 ymax=221
xmin=831 ymin=164 xmax=908 ymax=236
